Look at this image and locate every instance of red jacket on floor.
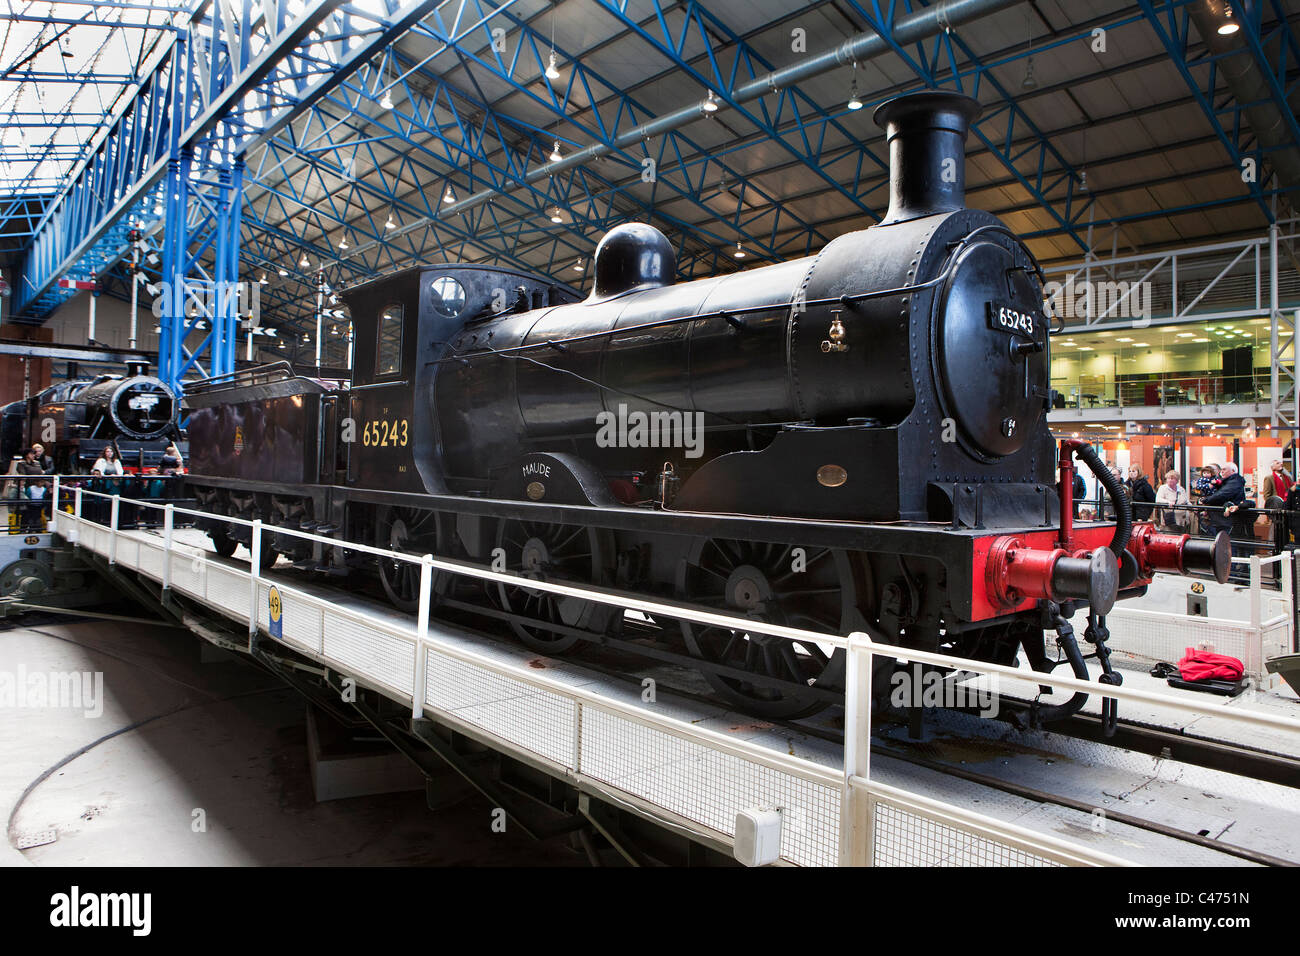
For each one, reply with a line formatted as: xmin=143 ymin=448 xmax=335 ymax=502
xmin=1177 ymin=648 xmax=1244 ymax=682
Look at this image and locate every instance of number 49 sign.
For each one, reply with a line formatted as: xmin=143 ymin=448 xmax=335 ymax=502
xmin=268 ymin=586 xmax=283 ymax=640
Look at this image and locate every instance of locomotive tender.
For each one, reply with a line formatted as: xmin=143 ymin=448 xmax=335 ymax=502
xmin=184 ymin=91 xmax=1227 ymax=720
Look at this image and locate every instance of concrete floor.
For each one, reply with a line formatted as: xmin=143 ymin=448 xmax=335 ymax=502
xmin=1 ymin=616 xmax=581 ymax=866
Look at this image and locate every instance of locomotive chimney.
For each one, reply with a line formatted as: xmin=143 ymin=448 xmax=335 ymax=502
xmin=126 ymin=360 xmax=149 ymax=378
xmin=873 ymin=90 xmax=982 ymax=224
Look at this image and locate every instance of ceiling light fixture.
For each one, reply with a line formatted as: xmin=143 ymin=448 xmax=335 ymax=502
xmin=545 ymin=5 xmax=561 ymax=82
xmin=733 ymin=241 xmax=745 ymax=259
xmin=444 ymin=183 xmax=455 ymax=203
xmin=259 ymin=273 xmax=268 ymax=285
xmin=379 ymin=56 xmax=392 ymax=110
xmin=847 ymin=63 xmax=863 ymax=110
xmin=300 ymin=254 xmax=310 ymax=267
xmin=549 ymin=206 xmax=563 ymax=224
xmin=573 ymin=258 xmax=584 ymax=273
xmin=1218 ymin=2 xmax=1240 ymax=34
xmin=1022 ymin=55 xmax=1037 ymax=90
xmin=386 ymin=213 xmax=396 ymax=229
xmin=278 ymin=267 xmax=288 ymax=277
xmin=550 ymin=139 xmax=563 ymax=162
xmin=703 ymin=89 xmax=719 ymax=113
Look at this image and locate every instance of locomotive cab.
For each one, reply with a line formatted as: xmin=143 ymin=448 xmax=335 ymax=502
xmin=342 ymin=263 xmax=582 ymax=496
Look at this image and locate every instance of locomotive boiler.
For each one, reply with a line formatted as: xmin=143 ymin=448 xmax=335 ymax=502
xmin=435 ymin=92 xmax=1052 ymax=528
xmin=184 ymin=90 xmax=1229 ymax=721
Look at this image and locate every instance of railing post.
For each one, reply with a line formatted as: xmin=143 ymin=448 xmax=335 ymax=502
xmin=1248 ymin=553 xmax=1264 ymax=679
xmin=1289 ymin=549 xmax=1298 ymax=654
xmin=69 ymin=486 xmax=82 ymax=543
xmin=1284 ymin=548 xmax=1294 ymax=655
xmin=411 ymin=554 xmax=433 ymax=719
xmin=1250 ymin=553 xmax=1262 ymax=630
xmin=839 ymin=632 xmax=874 ymax=866
xmin=109 ymin=494 xmax=120 ymax=565
xmin=50 ymin=475 xmax=60 ymax=534
xmin=249 ymin=519 xmax=262 ymax=648
xmin=162 ymin=504 xmax=174 ymax=592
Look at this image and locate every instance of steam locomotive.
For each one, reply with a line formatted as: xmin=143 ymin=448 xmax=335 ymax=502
xmin=1 ymin=362 xmax=182 ymax=473
xmin=183 ymin=91 xmax=1228 ymax=721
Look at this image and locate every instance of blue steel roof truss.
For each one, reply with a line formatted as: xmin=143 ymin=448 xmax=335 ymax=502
xmin=5 ymin=0 xmax=1300 ymax=380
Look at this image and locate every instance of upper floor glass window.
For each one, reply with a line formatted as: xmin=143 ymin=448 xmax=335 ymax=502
xmin=376 ymin=303 xmax=403 ymax=376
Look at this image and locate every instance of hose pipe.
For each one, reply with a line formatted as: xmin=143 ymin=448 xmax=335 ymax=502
xmin=1029 ymin=615 xmax=1091 ymax=726
xmin=1064 ymin=439 xmax=1132 ymax=557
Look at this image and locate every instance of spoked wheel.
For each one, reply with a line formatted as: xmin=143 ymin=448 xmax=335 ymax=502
xmin=377 ymin=506 xmax=449 ymax=613
xmin=494 ymin=519 xmax=611 ymax=654
xmin=677 ymin=539 xmax=860 ymax=720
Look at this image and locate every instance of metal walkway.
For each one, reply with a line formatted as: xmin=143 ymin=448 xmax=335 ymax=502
xmin=48 ymin=487 xmax=1300 ymax=867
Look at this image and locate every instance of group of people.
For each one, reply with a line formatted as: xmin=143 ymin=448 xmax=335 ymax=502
xmin=1156 ymin=461 xmax=1249 ymax=536
xmin=1071 ymin=464 xmax=1162 ymax=523
xmin=12 ymin=443 xmax=55 ymax=532
xmin=1069 ymin=458 xmax=1296 ymax=544
xmin=7 ymin=442 xmax=186 ymax=532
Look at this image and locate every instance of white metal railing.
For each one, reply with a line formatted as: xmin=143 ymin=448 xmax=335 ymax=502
xmin=58 ymin=487 xmax=1300 ymax=867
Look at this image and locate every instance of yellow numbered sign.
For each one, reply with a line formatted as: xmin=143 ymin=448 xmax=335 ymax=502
xmin=268 ymin=585 xmax=283 ymax=639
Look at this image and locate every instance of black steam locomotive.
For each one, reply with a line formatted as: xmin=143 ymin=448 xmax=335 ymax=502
xmin=184 ymin=91 xmax=1226 ymax=720
xmin=1 ymin=362 xmax=182 ymax=473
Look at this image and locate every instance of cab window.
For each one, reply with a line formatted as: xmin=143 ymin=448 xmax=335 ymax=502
xmin=376 ymin=303 xmax=403 ymax=376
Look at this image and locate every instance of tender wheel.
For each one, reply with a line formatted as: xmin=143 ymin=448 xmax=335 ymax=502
xmin=209 ymin=530 xmax=238 ymax=558
xmin=377 ymin=506 xmax=449 ymax=613
xmin=677 ymin=539 xmax=859 ymax=720
xmin=494 ymin=519 xmax=611 ymax=654
xmin=255 ymin=532 xmax=278 ymax=570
